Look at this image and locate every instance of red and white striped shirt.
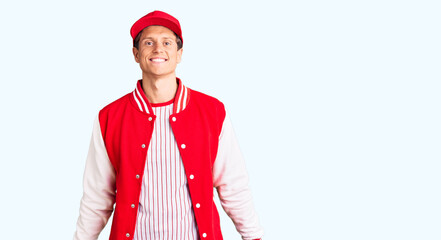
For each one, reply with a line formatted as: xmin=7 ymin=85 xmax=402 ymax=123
xmin=133 ymin=100 xmax=199 ymax=240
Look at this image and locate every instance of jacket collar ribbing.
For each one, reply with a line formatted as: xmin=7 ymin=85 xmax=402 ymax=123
xmin=131 ymin=78 xmax=190 ymax=115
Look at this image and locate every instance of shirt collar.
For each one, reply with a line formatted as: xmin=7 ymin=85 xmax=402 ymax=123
xmin=131 ymin=78 xmax=190 ymax=115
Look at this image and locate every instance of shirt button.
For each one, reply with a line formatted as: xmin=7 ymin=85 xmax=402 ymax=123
xmin=172 ymin=117 xmax=176 ymax=122
xmin=202 ymin=233 xmax=207 ymax=238
xmin=148 ymin=117 xmax=153 ymax=121
xmin=141 ymin=144 xmax=146 ymax=148
xmin=189 ymin=174 xmax=194 ymax=180
xmin=196 ymin=203 xmax=200 ymax=208
xmin=126 ymin=233 xmax=130 ymax=237
xmin=181 ymin=144 xmax=186 ymax=149
xmin=136 ymin=174 xmax=140 ymax=179
xmin=131 ymin=204 xmax=135 ymax=208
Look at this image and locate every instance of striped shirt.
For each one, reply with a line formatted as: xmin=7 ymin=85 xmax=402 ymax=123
xmin=133 ymin=100 xmax=199 ymax=240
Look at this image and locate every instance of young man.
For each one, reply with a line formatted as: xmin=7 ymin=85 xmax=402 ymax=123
xmin=74 ymin=10 xmax=264 ymax=240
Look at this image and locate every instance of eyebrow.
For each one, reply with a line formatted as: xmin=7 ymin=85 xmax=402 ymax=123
xmin=142 ymin=36 xmax=175 ymax=41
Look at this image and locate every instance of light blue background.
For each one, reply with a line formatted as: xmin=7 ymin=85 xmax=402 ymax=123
xmin=0 ymin=0 xmax=440 ymax=239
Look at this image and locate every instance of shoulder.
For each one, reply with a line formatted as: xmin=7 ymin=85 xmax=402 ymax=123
xmin=189 ymin=88 xmax=225 ymax=110
xmin=98 ymin=92 xmax=133 ymax=120
xmin=187 ymin=88 xmax=227 ymax=127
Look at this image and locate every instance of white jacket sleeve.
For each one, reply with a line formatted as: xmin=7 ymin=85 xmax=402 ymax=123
xmin=213 ymin=112 xmax=264 ymax=240
xmin=74 ymin=115 xmax=116 ymax=240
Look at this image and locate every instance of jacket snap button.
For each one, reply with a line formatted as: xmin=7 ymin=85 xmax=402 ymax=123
xmin=196 ymin=203 xmax=200 ymax=208
xmin=181 ymin=144 xmax=186 ymax=149
xmin=126 ymin=233 xmax=130 ymax=237
xmin=172 ymin=117 xmax=176 ymax=122
xmin=141 ymin=144 xmax=146 ymax=148
xmin=189 ymin=174 xmax=194 ymax=179
xmin=148 ymin=117 xmax=153 ymax=121
xmin=202 ymin=233 xmax=207 ymax=238
xmin=131 ymin=204 xmax=135 ymax=208
xmin=136 ymin=174 xmax=140 ymax=179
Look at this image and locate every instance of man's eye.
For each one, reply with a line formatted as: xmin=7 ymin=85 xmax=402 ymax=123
xmin=146 ymin=42 xmax=153 ymax=46
xmin=164 ymin=42 xmax=171 ymax=46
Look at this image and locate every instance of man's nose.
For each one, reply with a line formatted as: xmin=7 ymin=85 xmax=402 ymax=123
xmin=153 ymin=43 xmax=164 ymax=52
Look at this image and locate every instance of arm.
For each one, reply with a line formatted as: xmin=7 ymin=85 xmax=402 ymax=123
xmin=74 ymin=115 xmax=116 ymax=240
xmin=213 ymin=112 xmax=264 ymax=240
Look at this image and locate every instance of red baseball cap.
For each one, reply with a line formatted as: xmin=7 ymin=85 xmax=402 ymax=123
xmin=130 ymin=10 xmax=183 ymax=45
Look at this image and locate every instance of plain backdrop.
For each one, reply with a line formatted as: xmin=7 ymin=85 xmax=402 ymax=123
xmin=0 ymin=0 xmax=440 ymax=239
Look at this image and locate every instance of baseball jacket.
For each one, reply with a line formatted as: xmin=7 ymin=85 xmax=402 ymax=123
xmin=74 ymin=79 xmax=264 ymax=240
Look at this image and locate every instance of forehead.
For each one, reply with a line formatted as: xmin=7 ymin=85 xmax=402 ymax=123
xmin=140 ymin=25 xmax=176 ymax=39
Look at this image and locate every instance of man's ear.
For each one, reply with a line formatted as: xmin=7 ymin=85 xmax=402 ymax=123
xmin=176 ymin=48 xmax=183 ymax=64
xmin=132 ymin=47 xmax=140 ymax=63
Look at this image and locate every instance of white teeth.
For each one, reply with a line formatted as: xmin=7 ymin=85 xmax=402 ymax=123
xmin=151 ymin=58 xmax=166 ymax=62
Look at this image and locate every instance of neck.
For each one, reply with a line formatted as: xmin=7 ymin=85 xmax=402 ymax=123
xmin=141 ymin=74 xmax=178 ymax=104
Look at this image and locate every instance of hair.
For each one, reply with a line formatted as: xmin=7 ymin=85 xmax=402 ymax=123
xmin=133 ymin=27 xmax=183 ymax=50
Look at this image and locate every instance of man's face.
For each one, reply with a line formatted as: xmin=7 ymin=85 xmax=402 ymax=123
xmin=133 ymin=25 xmax=183 ymax=78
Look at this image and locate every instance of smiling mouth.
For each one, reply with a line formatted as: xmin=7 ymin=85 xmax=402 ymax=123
xmin=150 ymin=58 xmax=167 ymax=62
